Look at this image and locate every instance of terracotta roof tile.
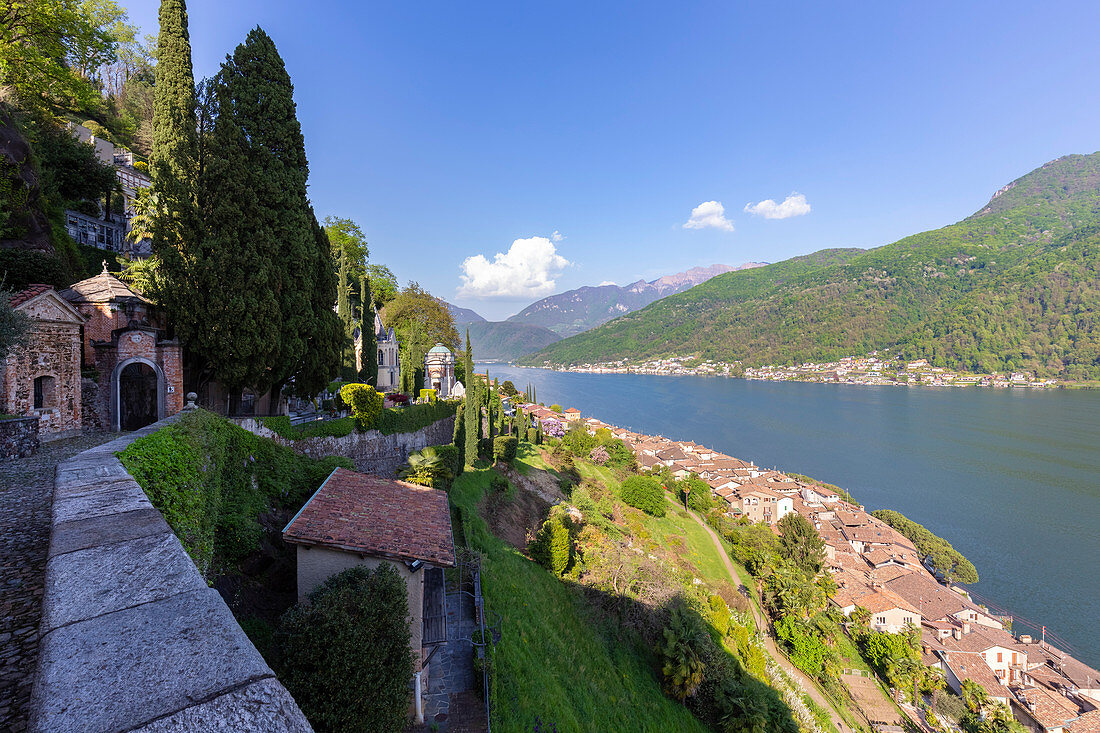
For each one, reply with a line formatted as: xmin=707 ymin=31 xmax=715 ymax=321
xmin=283 ymin=468 xmax=455 ymax=567
xmin=10 ymin=284 xmax=53 ymax=308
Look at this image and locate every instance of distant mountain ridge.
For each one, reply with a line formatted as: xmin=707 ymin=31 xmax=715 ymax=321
xmin=521 ymin=152 xmax=1100 ymax=381
xmin=463 ymin=321 xmax=561 ymax=361
xmin=507 ymin=262 xmax=765 ymax=337
xmin=446 ymin=302 xmax=487 ymax=325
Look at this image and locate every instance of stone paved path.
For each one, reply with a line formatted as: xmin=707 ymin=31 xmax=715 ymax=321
xmin=0 ymin=433 xmax=118 ymax=732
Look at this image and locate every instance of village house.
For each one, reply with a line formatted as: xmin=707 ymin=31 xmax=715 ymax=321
xmin=734 ymin=486 xmax=794 ymax=524
xmin=886 ymin=572 xmax=1004 ymax=630
xmin=282 ymin=468 xmax=456 ymax=723
xmin=0 ymin=285 xmax=84 ymax=438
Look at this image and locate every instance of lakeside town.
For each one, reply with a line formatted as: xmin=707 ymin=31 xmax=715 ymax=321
xmin=543 ymin=353 xmax=1062 ymax=389
xmin=510 ymin=397 xmax=1100 ymax=733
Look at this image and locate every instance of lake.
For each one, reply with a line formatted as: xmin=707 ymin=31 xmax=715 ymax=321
xmin=479 ymin=364 xmax=1100 ymax=666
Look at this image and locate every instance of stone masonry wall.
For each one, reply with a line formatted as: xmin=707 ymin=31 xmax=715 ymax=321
xmin=235 ymin=415 xmax=456 ymax=477
xmin=0 ymin=416 xmax=39 ymax=461
xmin=30 ymin=414 xmax=312 ymax=733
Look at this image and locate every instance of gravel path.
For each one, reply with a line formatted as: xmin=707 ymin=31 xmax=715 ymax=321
xmin=0 ymin=433 xmax=119 ymax=732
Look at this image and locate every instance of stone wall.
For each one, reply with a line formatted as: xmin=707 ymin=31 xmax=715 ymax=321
xmin=0 ymin=416 xmax=39 ymax=461
xmin=236 ymin=415 xmax=456 ymax=477
xmin=30 ymin=414 xmax=312 ymax=732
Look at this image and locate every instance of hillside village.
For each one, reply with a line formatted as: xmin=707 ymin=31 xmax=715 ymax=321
xmin=549 ymin=354 xmax=1059 ymax=389
xmin=517 ymin=400 xmax=1100 ymax=733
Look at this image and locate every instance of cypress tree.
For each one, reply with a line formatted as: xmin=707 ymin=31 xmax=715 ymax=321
xmin=337 ymin=250 xmax=353 ymax=346
xmin=151 ymin=0 xmax=200 ymax=340
xmin=359 ymin=276 xmax=377 ymax=385
xmin=195 ymin=28 xmax=321 ymax=403
xmin=293 ymin=213 xmax=343 ymax=398
xmin=463 ymin=328 xmax=478 ymax=465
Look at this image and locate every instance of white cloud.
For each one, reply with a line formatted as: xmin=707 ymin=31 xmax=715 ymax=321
xmin=683 ymin=200 xmax=735 ymax=232
xmin=551 ymin=230 xmax=564 ymax=242
xmin=458 ymin=236 xmax=571 ymax=298
xmin=743 ymin=192 xmax=811 ymax=220
xmin=598 ymin=280 xmax=617 ymax=286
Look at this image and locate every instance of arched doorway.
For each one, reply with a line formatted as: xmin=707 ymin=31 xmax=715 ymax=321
xmin=119 ymin=361 xmax=158 ymax=430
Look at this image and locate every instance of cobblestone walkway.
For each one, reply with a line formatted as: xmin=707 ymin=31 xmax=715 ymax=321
xmin=414 ymin=589 xmax=487 ymax=732
xmin=0 ymin=433 xmax=118 ymax=732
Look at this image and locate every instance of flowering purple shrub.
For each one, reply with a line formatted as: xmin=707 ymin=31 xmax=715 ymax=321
xmin=589 ymin=445 xmax=610 ymax=465
xmin=541 ymin=418 xmax=565 ymax=437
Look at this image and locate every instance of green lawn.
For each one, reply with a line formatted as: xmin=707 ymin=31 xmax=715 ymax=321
xmin=449 ymin=466 xmax=709 ymax=733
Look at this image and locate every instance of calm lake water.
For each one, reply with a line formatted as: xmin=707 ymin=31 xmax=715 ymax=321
xmin=480 ymin=364 xmax=1100 ymax=666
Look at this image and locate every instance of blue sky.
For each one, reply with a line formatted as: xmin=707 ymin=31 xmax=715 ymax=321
xmin=123 ymin=1 xmax=1100 ymax=319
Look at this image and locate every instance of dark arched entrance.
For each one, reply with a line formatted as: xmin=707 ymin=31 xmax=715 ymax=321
xmin=119 ymin=361 xmax=158 ymax=430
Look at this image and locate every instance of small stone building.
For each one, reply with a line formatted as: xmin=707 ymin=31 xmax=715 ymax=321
xmin=423 ymin=343 xmax=457 ymax=397
xmin=0 ymin=285 xmax=85 ymax=438
xmin=58 ymin=266 xmax=183 ymax=431
xmin=355 ymin=313 xmax=401 ymax=392
xmin=282 ymin=468 xmax=455 ymax=721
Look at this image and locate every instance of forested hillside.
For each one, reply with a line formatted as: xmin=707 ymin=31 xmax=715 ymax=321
xmin=522 ymin=153 xmax=1100 ymax=381
xmin=466 ymin=320 xmax=561 ymax=360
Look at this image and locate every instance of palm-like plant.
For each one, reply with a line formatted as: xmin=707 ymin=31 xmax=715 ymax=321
xmin=658 ymin=607 xmax=706 ymax=701
xmin=126 ymin=188 xmax=159 ymax=243
xmin=400 ymin=448 xmax=454 ymax=489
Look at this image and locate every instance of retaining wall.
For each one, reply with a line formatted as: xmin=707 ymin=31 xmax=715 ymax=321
xmin=235 ymin=415 xmax=456 ymax=476
xmin=30 ymin=412 xmax=312 ymax=733
xmin=0 ymin=416 xmax=39 ymax=461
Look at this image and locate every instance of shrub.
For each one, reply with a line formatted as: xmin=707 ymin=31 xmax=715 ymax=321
xmin=419 ymin=388 xmax=438 ymax=402
xmin=478 ymin=437 xmax=494 ymax=458
xmin=527 ymin=427 xmax=538 ymax=443
xmin=550 ymin=404 xmax=562 ymax=413
xmin=657 ymin=606 xmax=706 ymax=701
xmin=490 ymin=473 xmax=509 ymax=493
xmin=376 ymin=400 xmax=457 ymax=435
xmin=493 ymin=436 xmax=518 ymax=463
xmin=529 ymin=514 xmax=573 ymax=575
xmin=434 ymin=444 xmax=462 ymax=478
xmin=400 ymin=446 xmax=455 ymax=490
xmin=620 ymin=475 xmax=666 ymax=517
xmin=541 ymin=418 xmax=565 ymax=438
xmin=276 ymin=565 xmax=413 ymax=733
xmin=340 ymin=383 xmax=384 ymax=429
xmin=262 ymin=415 xmax=356 ymax=440
xmin=589 ymin=445 xmax=610 ymax=465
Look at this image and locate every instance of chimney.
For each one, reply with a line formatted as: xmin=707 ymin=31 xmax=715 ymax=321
xmin=963 ymin=622 xmax=971 ymax=636
xmin=1020 ymin=635 xmax=1033 ymax=644
xmin=953 ymin=628 xmax=962 ymax=640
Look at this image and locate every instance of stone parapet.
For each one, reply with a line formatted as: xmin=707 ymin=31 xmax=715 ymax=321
xmin=0 ymin=416 xmax=39 ymax=461
xmin=29 ymin=415 xmax=313 ymax=733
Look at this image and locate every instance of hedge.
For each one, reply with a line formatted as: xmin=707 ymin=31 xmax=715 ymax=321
xmin=493 ymin=436 xmax=518 ymax=463
xmin=262 ymin=401 xmax=458 ymax=441
xmin=118 ymin=410 xmax=353 ymax=575
xmin=620 ymin=475 xmax=666 ymax=517
xmin=340 ymin=383 xmax=384 ymax=429
xmin=276 ymin=565 xmax=413 ymax=733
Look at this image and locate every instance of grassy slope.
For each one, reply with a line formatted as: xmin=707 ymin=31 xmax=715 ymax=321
xmin=522 ymin=153 xmax=1100 ymax=380
xmin=449 ymin=465 xmax=709 ymax=732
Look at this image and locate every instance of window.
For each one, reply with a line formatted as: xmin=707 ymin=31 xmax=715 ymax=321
xmin=996 ymin=652 xmax=1002 ymax=663
xmin=33 ymin=376 xmax=56 ymax=409
xmin=378 ymin=350 xmax=384 ymax=366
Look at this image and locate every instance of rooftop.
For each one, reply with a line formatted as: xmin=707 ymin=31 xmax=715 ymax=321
xmin=59 ymin=265 xmax=149 ymax=304
xmin=283 ymin=468 xmax=455 ymax=567
xmin=10 ymin=284 xmax=54 ymax=308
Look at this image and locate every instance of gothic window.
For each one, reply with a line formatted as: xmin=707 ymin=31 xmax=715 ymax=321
xmin=34 ymin=375 xmax=57 ymax=409
xmin=378 ymin=350 xmax=384 ymax=366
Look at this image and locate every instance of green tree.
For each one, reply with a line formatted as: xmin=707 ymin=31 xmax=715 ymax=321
xmin=778 ymin=513 xmax=826 ymax=575
xmin=150 ymin=0 xmax=200 ymax=320
xmin=657 ymin=607 xmax=706 ymax=701
xmin=384 ymin=283 xmax=459 ymax=394
xmin=359 ymin=276 xmax=377 ymax=384
xmin=336 ymin=249 xmax=353 ymax=368
xmin=0 ymin=288 xmax=30 ymax=359
xmin=463 ymin=329 xmax=478 ymax=465
xmin=291 ymin=213 xmax=342 ymax=398
xmin=323 ymin=216 xmax=368 ymax=280
xmin=276 ymin=564 xmax=413 ymax=733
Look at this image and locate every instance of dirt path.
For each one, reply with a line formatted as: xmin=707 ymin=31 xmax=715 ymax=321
xmin=681 ymin=506 xmax=856 ymax=733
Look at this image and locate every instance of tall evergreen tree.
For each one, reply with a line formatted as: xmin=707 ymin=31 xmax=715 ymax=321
xmin=191 ymin=27 xmax=326 ymax=405
xmin=359 ymin=276 xmax=378 ymax=385
xmin=336 ymin=250 xmax=353 ymax=370
xmin=151 ymin=0 xmax=200 ymax=336
xmin=463 ymin=328 xmax=478 ymax=465
xmin=293 ymin=213 xmax=343 ymax=398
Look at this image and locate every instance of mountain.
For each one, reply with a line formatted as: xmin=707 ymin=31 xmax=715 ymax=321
xmin=507 ymin=263 xmax=764 ymax=337
xmin=465 ymin=321 xmax=562 ymax=361
xmin=521 ymin=153 xmax=1100 ymax=381
xmin=445 ymin=302 xmax=487 ymax=325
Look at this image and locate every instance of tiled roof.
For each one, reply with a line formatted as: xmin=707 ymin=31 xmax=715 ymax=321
xmin=1069 ymin=710 xmax=1100 ymax=733
xmin=58 ymin=268 xmax=149 ymax=304
xmin=10 ymin=284 xmax=53 ymax=308
xmin=885 ymin=573 xmax=974 ymax=621
xmin=283 ymin=468 xmax=455 ymax=567
xmin=1015 ymin=686 xmax=1079 ymax=730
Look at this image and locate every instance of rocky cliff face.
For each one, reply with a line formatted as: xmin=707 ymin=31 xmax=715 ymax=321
xmin=0 ymin=107 xmax=54 ymax=254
